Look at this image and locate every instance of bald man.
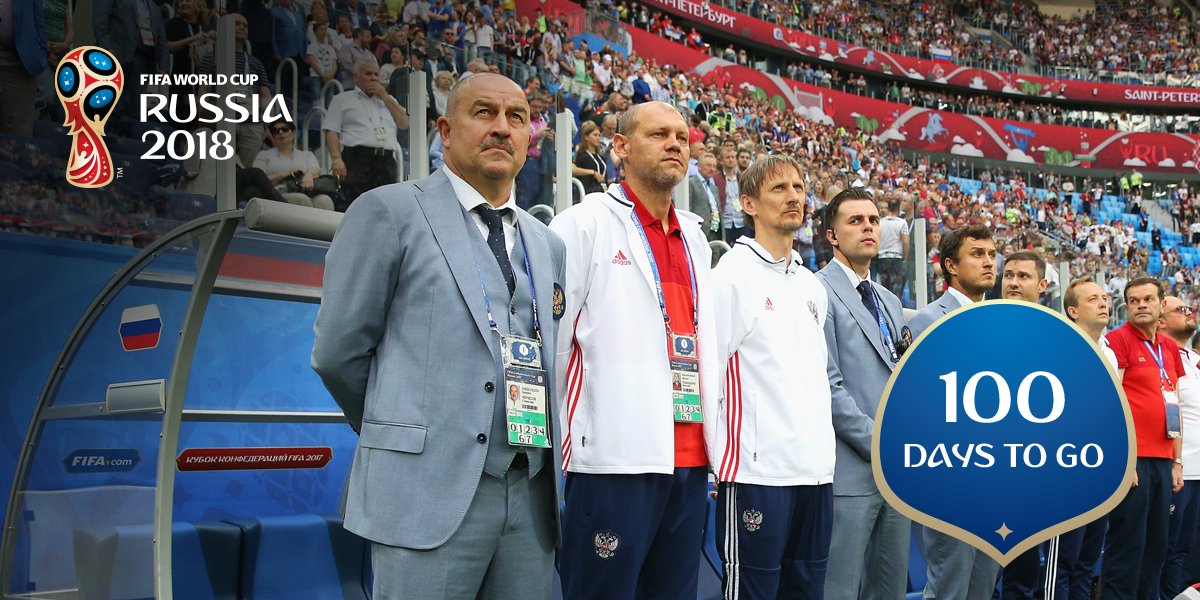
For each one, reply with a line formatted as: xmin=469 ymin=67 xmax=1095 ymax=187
xmin=313 ymin=74 xmax=567 ymax=598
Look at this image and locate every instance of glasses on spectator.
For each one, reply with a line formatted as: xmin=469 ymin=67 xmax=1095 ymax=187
xmin=1173 ymin=306 xmax=1194 ymax=315
xmin=270 ymin=125 xmax=295 ymax=134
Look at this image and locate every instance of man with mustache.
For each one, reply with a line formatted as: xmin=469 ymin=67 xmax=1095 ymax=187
xmin=1102 ymin=277 xmax=1185 ymax=599
xmin=909 ymin=224 xmax=1001 ymax=600
xmin=550 ymin=101 xmax=719 ymax=599
xmin=313 ymin=73 xmax=566 ymax=599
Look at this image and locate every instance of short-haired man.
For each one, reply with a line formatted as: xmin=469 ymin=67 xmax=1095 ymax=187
xmin=1159 ymin=295 xmax=1200 ymax=599
xmin=324 ymin=60 xmax=410 ymax=207
xmin=1042 ymin=279 xmax=1114 ymax=600
xmin=687 ymin=152 xmax=719 ymax=238
xmin=819 ymin=186 xmax=912 ymax=600
xmin=874 ymin=198 xmax=909 ymax=301
xmin=313 ymin=73 xmax=565 ymax=598
xmin=712 ymin=156 xmax=834 ymax=598
xmin=1102 ymin=277 xmax=1186 ymax=599
xmin=997 ymin=250 xmax=1051 ymax=600
xmin=909 ymin=224 xmax=1000 ymax=600
xmin=550 ymin=101 xmax=719 ymax=599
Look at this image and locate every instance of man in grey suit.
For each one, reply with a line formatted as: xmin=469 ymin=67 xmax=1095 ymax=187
xmin=312 ymin=73 xmax=566 ymax=599
xmin=909 ymin=224 xmax=998 ymax=600
xmin=688 ymin=151 xmax=720 ymax=239
xmin=819 ymin=187 xmax=912 ymax=600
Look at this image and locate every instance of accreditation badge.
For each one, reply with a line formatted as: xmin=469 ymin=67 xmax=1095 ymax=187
xmin=502 ymin=336 xmax=551 ymax=448
xmin=374 ymin=127 xmax=388 ymax=142
xmin=669 ymin=332 xmax=702 ymax=423
xmin=1165 ymin=388 xmax=1182 ymax=439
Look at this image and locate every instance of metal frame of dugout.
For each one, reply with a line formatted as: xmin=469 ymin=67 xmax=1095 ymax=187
xmin=0 ymin=200 xmax=357 ymax=599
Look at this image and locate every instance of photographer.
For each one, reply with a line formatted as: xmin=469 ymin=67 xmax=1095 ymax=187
xmin=253 ymin=118 xmax=336 ymax=210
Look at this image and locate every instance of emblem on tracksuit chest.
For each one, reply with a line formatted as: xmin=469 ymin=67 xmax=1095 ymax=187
xmin=742 ymin=509 xmax=764 ymax=532
xmin=594 ymin=530 xmax=621 ymax=558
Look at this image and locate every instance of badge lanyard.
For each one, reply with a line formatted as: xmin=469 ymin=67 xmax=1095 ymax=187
xmin=866 ymin=282 xmax=899 ymax=363
xmin=465 ymin=212 xmax=542 ymax=344
xmin=611 ymin=184 xmax=698 ymax=336
xmin=1143 ymin=340 xmax=1173 ymax=391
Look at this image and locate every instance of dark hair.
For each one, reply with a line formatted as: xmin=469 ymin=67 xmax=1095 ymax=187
xmin=1004 ymin=250 xmax=1046 ymax=280
xmin=939 ymin=225 xmax=993 ymax=285
xmin=823 ymin=186 xmax=873 ymax=233
xmin=1124 ymin=276 xmax=1164 ymax=303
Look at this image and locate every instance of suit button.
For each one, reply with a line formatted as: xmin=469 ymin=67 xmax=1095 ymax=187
xmin=484 ymin=382 xmax=495 ymax=393
xmin=510 ymin=306 xmax=517 ymax=315
xmin=477 ymin=433 xmax=487 ymax=444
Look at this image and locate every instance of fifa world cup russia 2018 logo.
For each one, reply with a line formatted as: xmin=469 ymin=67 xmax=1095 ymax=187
xmin=55 ymin=47 xmax=123 ymax=188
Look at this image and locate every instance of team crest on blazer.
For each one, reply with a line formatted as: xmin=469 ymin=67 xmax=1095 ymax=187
xmin=742 ymin=509 xmax=763 ymax=532
xmin=873 ymin=302 xmax=1134 ymax=566
xmin=552 ymin=283 xmax=565 ymax=319
xmin=594 ymin=530 xmax=621 ymax=558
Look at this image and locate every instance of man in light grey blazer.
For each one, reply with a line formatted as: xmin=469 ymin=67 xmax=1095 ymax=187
xmin=819 ymin=188 xmax=912 ymax=600
xmin=909 ymin=224 xmax=998 ymax=600
xmin=687 ymin=151 xmax=719 ymax=239
xmin=312 ymin=73 xmax=566 ymax=599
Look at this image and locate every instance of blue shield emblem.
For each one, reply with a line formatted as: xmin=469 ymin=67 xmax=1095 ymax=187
xmin=674 ymin=336 xmax=694 ymax=357
xmin=874 ymin=302 xmax=1133 ymax=564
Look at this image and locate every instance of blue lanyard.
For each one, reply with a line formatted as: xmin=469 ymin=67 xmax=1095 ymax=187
xmin=866 ymin=283 xmax=899 ymax=363
xmin=1142 ymin=340 xmax=1171 ymax=388
xmin=612 ymin=185 xmax=698 ymax=331
xmin=466 ymin=210 xmax=542 ymax=344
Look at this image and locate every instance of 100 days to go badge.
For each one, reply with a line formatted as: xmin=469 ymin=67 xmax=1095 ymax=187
xmin=873 ymin=301 xmax=1134 ymax=564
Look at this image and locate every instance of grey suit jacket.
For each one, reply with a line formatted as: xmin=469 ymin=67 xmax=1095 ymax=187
xmin=312 ymin=170 xmax=567 ymax=550
xmin=819 ymin=262 xmax=908 ymax=496
xmin=909 ymin=291 xmax=963 ymax=338
xmin=93 ymin=0 xmax=170 ymax=74
xmin=687 ymin=175 xmax=716 ymax=235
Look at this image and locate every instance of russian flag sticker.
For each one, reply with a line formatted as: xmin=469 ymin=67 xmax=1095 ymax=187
xmin=119 ymin=305 xmax=162 ymax=351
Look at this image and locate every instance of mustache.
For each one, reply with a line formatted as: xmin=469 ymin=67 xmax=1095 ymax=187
xmin=480 ymin=137 xmax=515 ymax=154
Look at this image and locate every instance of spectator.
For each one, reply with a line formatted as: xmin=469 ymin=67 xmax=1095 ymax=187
xmin=337 ymin=26 xmax=374 ymax=89
xmin=324 ymin=60 xmax=410 ymax=207
xmin=572 ymin=120 xmax=607 ymax=197
xmin=253 ymin=118 xmax=336 ymax=210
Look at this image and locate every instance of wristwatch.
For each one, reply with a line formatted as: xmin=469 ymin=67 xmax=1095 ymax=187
xmin=1175 ymin=458 xmax=1184 ymax=466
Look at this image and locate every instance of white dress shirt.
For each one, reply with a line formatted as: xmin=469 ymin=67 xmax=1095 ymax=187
xmin=445 ymin=164 xmax=517 ymax=255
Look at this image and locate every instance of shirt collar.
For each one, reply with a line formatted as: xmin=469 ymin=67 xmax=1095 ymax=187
xmin=833 ymin=255 xmax=869 ymax=286
xmin=735 ymin=236 xmax=801 ymax=273
xmin=446 ymin=163 xmax=518 ymax=218
xmin=1122 ymin=321 xmax=1163 ymax=346
xmin=946 ymin=285 xmax=975 ymax=306
xmin=625 ymin=182 xmax=679 ymax=235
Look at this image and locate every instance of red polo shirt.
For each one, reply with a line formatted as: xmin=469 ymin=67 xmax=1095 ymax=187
xmin=1106 ymin=321 xmax=1185 ymax=458
xmin=628 ymin=183 xmax=708 ymax=468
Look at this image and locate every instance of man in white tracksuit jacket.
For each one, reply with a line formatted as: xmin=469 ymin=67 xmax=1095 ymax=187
xmin=550 ymin=101 xmax=721 ymax=599
xmin=711 ymin=155 xmax=835 ymax=599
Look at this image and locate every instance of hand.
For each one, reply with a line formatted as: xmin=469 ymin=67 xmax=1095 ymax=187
xmin=542 ymin=128 xmax=555 ymax=142
xmin=1133 ymin=469 xmax=1139 ymax=487
xmin=365 ymin=82 xmax=387 ymax=97
xmin=709 ymin=479 xmax=718 ymax=500
xmin=301 ymin=173 xmax=315 ymax=191
xmin=1174 ymin=462 xmax=1185 ymax=493
xmin=331 ymin=158 xmax=347 ymax=179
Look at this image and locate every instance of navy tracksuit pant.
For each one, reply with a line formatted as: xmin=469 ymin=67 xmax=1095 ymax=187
xmin=717 ymin=482 xmax=833 ymax=600
xmin=559 ymin=467 xmax=708 ymax=600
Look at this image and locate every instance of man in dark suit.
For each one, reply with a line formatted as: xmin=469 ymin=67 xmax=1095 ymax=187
xmin=94 ymin=0 xmax=165 ymax=133
xmin=819 ymin=187 xmax=912 ymax=600
xmin=909 ymin=224 xmax=999 ymax=600
xmin=312 ymin=73 xmax=566 ymax=598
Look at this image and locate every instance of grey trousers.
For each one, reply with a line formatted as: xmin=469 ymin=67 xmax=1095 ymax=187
xmin=921 ymin=525 xmax=1001 ymax=600
xmin=824 ymin=492 xmax=912 ymax=600
xmin=370 ymin=466 xmax=556 ymax=599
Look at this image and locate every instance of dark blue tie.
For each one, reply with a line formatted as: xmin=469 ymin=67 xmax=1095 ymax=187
xmin=475 ymin=206 xmax=516 ymax=296
xmin=858 ymin=280 xmax=881 ymax=323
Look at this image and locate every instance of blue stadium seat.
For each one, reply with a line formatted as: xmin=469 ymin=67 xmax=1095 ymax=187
xmin=225 ymin=514 xmax=369 ymax=600
xmin=73 ymin=521 xmax=241 ymax=600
